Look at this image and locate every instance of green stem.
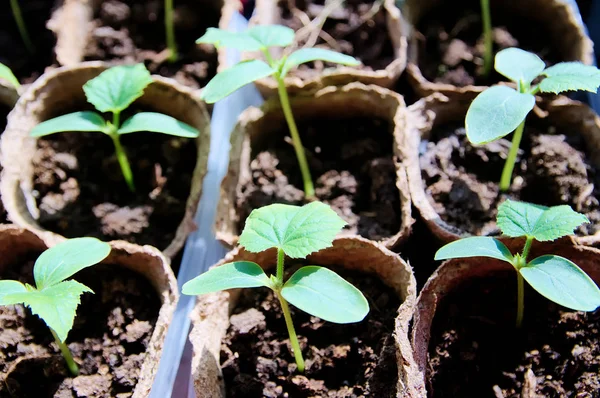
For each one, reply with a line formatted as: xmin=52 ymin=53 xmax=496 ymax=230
xmin=165 ymin=0 xmax=177 ymax=62
xmin=51 ymin=329 xmax=79 ymax=376
xmin=110 ymin=134 xmax=135 ymax=192
xmin=521 ymin=236 xmax=533 ymax=262
xmin=275 ymin=291 xmax=305 ymax=372
xmin=276 ymin=248 xmax=285 ymax=282
xmin=10 ymin=0 xmax=34 ymax=54
xmin=515 ymin=271 xmax=525 ymax=328
xmin=480 ymin=0 xmax=492 ymax=77
xmin=499 ymin=119 xmax=525 ymax=191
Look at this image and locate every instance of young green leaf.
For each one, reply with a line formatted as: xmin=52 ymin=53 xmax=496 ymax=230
xmin=83 ymin=64 xmax=153 ymax=113
xmin=118 ymin=112 xmax=200 ymax=137
xmin=281 ymin=48 xmax=360 ymax=77
xmin=0 ymin=280 xmax=27 ymax=304
xmin=0 ymin=62 xmax=20 ymax=89
xmin=494 ymin=48 xmax=545 ymax=85
xmin=196 ymin=28 xmax=263 ymax=51
xmin=281 ymin=266 xmax=369 ymax=323
xmin=465 ymin=86 xmax=536 ymax=144
xmin=434 ymin=236 xmax=513 ymax=262
xmin=247 ymin=25 xmax=295 ymax=48
xmin=200 ymin=60 xmax=276 ymax=104
xmin=34 ymin=237 xmax=111 ymax=290
xmin=182 ymin=261 xmax=271 ymax=295
xmin=238 ymin=202 xmax=346 ymax=258
xmin=30 ymin=112 xmax=107 ymax=137
xmin=540 ymin=62 xmax=600 ymax=94
xmin=521 ymin=255 xmax=600 ymax=311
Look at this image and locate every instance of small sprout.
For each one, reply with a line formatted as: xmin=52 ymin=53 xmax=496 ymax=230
xmin=10 ymin=0 xmax=34 ymax=54
xmin=165 ymin=0 xmax=177 ymax=62
xmin=29 ymin=64 xmax=200 ymax=192
xmin=435 ymin=199 xmax=600 ymax=328
xmin=182 ymin=202 xmax=369 ymax=372
xmin=465 ymin=48 xmax=600 ymax=191
xmin=480 ymin=0 xmax=492 ymax=77
xmin=0 ymin=62 xmax=20 ymax=89
xmin=0 ymin=238 xmax=111 ymax=375
xmin=197 ymin=25 xmax=360 ymax=199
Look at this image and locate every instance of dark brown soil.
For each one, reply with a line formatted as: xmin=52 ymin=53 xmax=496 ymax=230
xmin=0 ymin=104 xmax=11 ymax=223
xmin=428 ymin=271 xmax=600 ymax=397
xmin=0 ymin=0 xmax=57 ymax=83
xmin=33 ymin=120 xmax=198 ymax=250
xmin=0 ymin=257 xmax=161 ymax=397
xmin=237 ymin=117 xmax=402 ymax=242
xmin=221 ymin=266 xmax=401 ymax=397
xmin=278 ymin=0 xmax=395 ymax=78
xmin=84 ymin=0 xmax=221 ymax=89
xmin=416 ymin=1 xmax=559 ymax=87
xmin=420 ymin=124 xmax=600 ymax=236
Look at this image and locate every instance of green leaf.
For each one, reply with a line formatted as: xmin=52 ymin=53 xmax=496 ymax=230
xmin=34 ymin=237 xmax=111 ymax=290
xmin=196 ymin=28 xmax=263 ymax=51
xmin=83 ymin=64 xmax=153 ymax=113
xmin=0 ymin=280 xmax=27 ymax=305
xmin=0 ymin=62 xmax=20 ymax=89
xmin=30 ymin=111 xmax=107 ymax=137
xmin=281 ymin=266 xmax=368 ymax=323
xmin=434 ymin=236 xmax=513 ymax=263
xmin=521 ymin=255 xmax=600 ymax=311
xmin=4 ymin=280 xmax=93 ymax=342
xmin=495 ymin=48 xmax=545 ymax=85
xmin=238 ymin=202 xmax=346 ymax=258
xmin=497 ymin=200 xmax=587 ymax=241
xmin=181 ymin=261 xmax=270 ymax=295
xmin=540 ymin=62 xmax=600 ymax=94
xmin=200 ymin=60 xmax=276 ymax=104
xmin=465 ymin=86 xmax=535 ymax=144
xmin=118 ymin=112 xmax=199 ymax=137
xmin=281 ymin=48 xmax=361 ymax=77
xmin=247 ymin=25 xmax=295 ymax=48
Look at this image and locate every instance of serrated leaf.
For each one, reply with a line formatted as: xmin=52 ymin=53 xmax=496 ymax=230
xmin=281 ymin=266 xmax=368 ymax=323
xmin=434 ymin=236 xmax=513 ymax=263
xmin=521 ymin=255 xmax=600 ymax=311
xmin=238 ymin=202 xmax=346 ymax=258
xmin=465 ymin=86 xmax=535 ymax=144
xmin=540 ymin=62 xmax=600 ymax=94
xmin=0 ymin=62 xmax=20 ymax=89
xmin=495 ymin=48 xmax=545 ymax=84
xmin=530 ymin=205 xmax=588 ymax=241
xmin=84 ymin=64 xmax=153 ymax=113
xmin=281 ymin=48 xmax=360 ymax=77
xmin=181 ymin=261 xmax=270 ymax=295
xmin=4 ymin=280 xmax=93 ymax=342
xmin=0 ymin=280 xmax=27 ymax=305
xmin=30 ymin=111 xmax=107 ymax=137
xmin=247 ymin=25 xmax=295 ymax=48
xmin=118 ymin=112 xmax=199 ymax=137
xmin=200 ymin=60 xmax=276 ymax=104
xmin=34 ymin=238 xmax=111 ymax=290
xmin=196 ymin=28 xmax=263 ymax=51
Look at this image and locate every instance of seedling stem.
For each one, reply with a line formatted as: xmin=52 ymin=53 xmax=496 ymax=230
xmin=480 ymin=0 xmax=493 ymax=77
xmin=165 ymin=0 xmax=177 ymax=62
xmin=10 ymin=0 xmax=34 ymax=54
xmin=500 ymin=119 xmax=525 ymax=191
xmin=51 ymin=329 xmax=79 ymax=376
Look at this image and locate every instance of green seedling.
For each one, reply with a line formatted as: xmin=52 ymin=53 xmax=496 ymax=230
xmin=10 ymin=0 xmax=34 ymax=54
xmin=435 ymin=199 xmax=600 ymax=328
xmin=0 ymin=238 xmax=111 ymax=375
xmin=182 ymin=202 xmax=369 ymax=372
xmin=466 ymin=47 xmax=600 ymax=192
xmin=480 ymin=0 xmax=492 ymax=77
xmin=29 ymin=64 xmax=200 ymax=192
xmin=165 ymin=0 xmax=177 ymax=62
xmin=0 ymin=62 xmax=20 ymax=89
xmin=197 ymin=25 xmax=360 ymax=199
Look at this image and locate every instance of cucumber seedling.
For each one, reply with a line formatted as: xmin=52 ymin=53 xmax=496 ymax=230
xmin=465 ymin=47 xmax=600 ymax=191
xmin=182 ymin=202 xmax=369 ymax=372
xmin=197 ymin=25 xmax=360 ymax=199
xmin=10 ymin=0 xmax=34 ymax=54
xmin=29 ymin=64 xmax=200 ymax=192
xmin=435 ymin=199 xmax=600 ymax=328
xmin=0 ymin=62 xmax=20 ymax=89
xmin=0 ymin=237 xmax=111 ymax=375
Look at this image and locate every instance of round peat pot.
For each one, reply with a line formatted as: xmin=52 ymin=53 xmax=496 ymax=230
xmin=0 ymin=225 xmax=178 ymax=398
xmin=404 ymin=93 xmax=600 ymax=244
xmin=216 ymin=82 xmax=413 ymax=250
xmin=401 ymin=0 xmax=594 ymax=98
xmin=0 ymin=81 xmax=20 ymax=223
xmin=0 ymin=62 xmax=211 ymax=259
xmin=188 ymin=236 xmax=422 ymax=397
xmin=246 ymin=0 xmax=407 ymax=97
xmin=412 ymin=238 xmax=600 ymax=397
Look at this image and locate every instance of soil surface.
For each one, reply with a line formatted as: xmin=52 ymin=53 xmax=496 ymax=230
xmin=428 ymin=272 xmax=600 ymax=397
xmin=420 ymin=124 xmax=600 ymax=237
xmin=237 ymin=117 xmax=402 ymax=242
xmin=221 ymin=266 xmax=401 ymax=397
xmin=278 ymin=0 xmax=395 ymax=78
xmin=84 ymin=0 xmax=221 ymax=89
xmin=0 ymin=104 xmax=11 ymax=223
xmin=0 ymin=258 xmax=160 ymax=397
xmin=416 ymin=2 xmax=559 ymax=87
xmin=33 ymin=121 xmax=197 ymax=250
xmin=0 ymin=0 xmax=57 ymax=83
